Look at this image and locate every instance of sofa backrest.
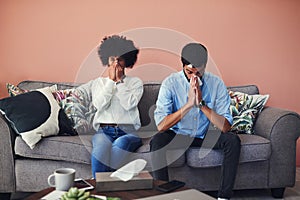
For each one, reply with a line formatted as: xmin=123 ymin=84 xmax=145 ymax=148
xmin=228 ymin=85 xmax=259 ymax=95
xmin=138 ymin=83 xmax=160 ymax=128
xmin=17 ymin=80 xmax=80 ymax=90
xmin=17 ymin=80 xmax=259 ymax=130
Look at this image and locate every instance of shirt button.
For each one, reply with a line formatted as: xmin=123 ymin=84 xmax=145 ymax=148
xmin=194 ymin=117 xmax=197 ymax=120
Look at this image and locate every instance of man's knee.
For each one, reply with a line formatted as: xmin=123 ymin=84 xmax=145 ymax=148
xmin=150 ymin=131 xmax=173 ymax=151
xmin=231 ymin=133 xmax=241 ymax=147
xmin=226 ymin=133 xmax=241 ymax=152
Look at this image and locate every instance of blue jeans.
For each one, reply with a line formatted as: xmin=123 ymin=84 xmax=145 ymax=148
xmin=91 ymin=126 xmax=142 ymax=178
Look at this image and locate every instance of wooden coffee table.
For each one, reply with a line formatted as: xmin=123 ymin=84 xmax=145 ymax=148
xmin=24 ymin=180 xmax=189 ymax=200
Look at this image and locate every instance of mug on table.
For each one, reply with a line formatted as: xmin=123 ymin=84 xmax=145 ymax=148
xmin=47 ymin=168 xmax=76 ymax=191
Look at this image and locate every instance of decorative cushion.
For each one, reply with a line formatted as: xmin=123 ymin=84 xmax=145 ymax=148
xmin=7 ymin=83 xmax=75 ymax=120
xmin=229 ymin=90 xmax=269 ymax=134
xmin=6 ymin=83 xmax=95 ymax=134
xmin=6 ymin=83 xmax=28 ymax=96
xmin=51 ymin=88 xmax=96 ymax=134
xmin=0 ymin=87 xmax=76 ymax=149
xmin=6 ymin=83 xmax=77 ymax=136
xmin=71 ymin=88 xmax=96 ymax=135
xmin=52 ymin=88 xmax=78 ymax=126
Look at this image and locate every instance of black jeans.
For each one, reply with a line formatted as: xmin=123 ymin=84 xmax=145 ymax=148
xmin=150 ymin=130 xmax=241 ymax=199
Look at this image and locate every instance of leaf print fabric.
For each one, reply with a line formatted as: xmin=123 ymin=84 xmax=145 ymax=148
xmin=228 ymin=90 xmax=269 ymax=134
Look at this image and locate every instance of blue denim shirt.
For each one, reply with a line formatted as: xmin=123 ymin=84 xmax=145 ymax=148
xmin=154 ymin=70 xmax=233 ymax=139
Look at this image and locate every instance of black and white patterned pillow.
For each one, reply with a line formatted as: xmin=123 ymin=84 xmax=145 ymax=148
xmin=0 ymin=87 xmax=76 ymax=148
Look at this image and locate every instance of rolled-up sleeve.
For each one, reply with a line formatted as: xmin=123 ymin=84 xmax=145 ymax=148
xmin=215 ymin=81 xmax=233 ymax=125
xmin=154 ymin=81 xmax=174 ymax=126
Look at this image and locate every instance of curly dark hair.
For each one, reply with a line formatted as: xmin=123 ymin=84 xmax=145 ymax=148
xmin=98 ymin=35 xmax=139 ymax=68
xmin=181 ymin=43 xmax=208 ymax=68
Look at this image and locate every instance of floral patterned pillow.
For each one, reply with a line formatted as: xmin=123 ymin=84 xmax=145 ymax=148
xmin=52 ymin=89 xmax=78 ymax=126
xmin=229 ymin=90 xmax=269 ymax=134
xmin=71 ymin=88 xmax=96 ymax=135
xmin=53 ymin=88 xmax=96 ymax=135
xmin=6 ymin=83 xmax=28 ymax=96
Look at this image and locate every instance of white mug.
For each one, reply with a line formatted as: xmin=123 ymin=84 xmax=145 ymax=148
xmin=47 ymin=168 xmax=75 ymax=191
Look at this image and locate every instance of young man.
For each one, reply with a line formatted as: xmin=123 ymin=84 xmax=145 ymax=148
xmin=77 ymin=35 xmax=143 ymax=178
xmin=150 ymin=43 xmax=241 ymax=200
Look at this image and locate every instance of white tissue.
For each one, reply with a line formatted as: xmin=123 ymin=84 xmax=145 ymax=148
xmin=110 ymin=159 xmax=147 ymax=182
xmin=187 ymin=65 xmax=202 ymax=86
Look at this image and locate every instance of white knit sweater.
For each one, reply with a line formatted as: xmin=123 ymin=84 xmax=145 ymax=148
xmin=77 ymin=76 xmax=144 ymax=131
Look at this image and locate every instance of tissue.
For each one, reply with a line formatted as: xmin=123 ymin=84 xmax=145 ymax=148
xmin=110 ymin=159 xmax=147 ymax=182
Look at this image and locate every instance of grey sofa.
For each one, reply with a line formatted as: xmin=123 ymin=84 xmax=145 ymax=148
xmin=1 ymin=80 xmax=300 ymax=198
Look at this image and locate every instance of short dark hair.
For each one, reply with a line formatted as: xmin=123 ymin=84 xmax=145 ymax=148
xmin=98 ymin=35 xmax=139 ymax=67
xmin=181 ymin=43 xmax=208 ymax=68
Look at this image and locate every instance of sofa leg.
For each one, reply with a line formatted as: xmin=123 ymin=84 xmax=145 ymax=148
xmin=271 ymin=188 xmax=285 ymax=198
xmin=0 ymin=193 xmax=11 ymax=200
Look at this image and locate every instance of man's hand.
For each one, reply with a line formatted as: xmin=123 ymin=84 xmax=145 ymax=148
xmin=157 ymin=76 xmax=198 ymax=132
xmin=187 ymin=75 xmax=202 ymax=107
xmin=187 ymin=76 xmax=196 ymax=108
xmin=193 ymin=75 xmax=202 ymax=106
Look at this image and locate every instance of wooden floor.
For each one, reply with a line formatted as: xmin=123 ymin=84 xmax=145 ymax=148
xmin=10 ymin=167 xmax=300 ymax=200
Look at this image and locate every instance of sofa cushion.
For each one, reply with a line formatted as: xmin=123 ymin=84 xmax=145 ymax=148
xmin=134 ymin=131 xmax=186 ymax=168
xmin=186 ymin=134 xmax=271 ymax=168
xmin=15 ymin=135 xmax=93 ymax=164
xmin=15 ymin=133 xmax=186 ymax=168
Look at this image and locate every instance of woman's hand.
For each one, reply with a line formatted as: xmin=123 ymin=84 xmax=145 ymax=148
xmin=108 ymin=60 xmax=124 ymax=82
xmin=108 ymin=64 xmax=117 ymax=81
xmin=115 ymin=65 xmax=124 ymax=82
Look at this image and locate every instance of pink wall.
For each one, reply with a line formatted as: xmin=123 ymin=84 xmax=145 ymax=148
xmin=0 ymin=0 xmax=300 ymax=165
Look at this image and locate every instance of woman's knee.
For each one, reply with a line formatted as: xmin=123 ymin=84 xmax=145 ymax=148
xmin=92 ymin=134 xmax=112 ymax=148
xmin=113 ymin=135 xmax=142 ymax=150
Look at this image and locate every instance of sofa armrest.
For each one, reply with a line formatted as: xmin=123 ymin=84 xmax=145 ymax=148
xmin=254 ymin=106 xmax=300 ymax=188
xmin=0 ymin=114 xmax=16 ymax=192
xmin=254 ymin=106 xmax=300 ymax=140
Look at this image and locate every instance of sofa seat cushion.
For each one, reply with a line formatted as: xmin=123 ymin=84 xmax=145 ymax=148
xmin=14 ymin=135 xmax=164 ymax=167
xmin=187 ymin=134 xmax=271 ymax=168
xmin=135 ymin=137 xmax=186 ymax=168
xmin=15 ymin=135 xmax=93 ymax=164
